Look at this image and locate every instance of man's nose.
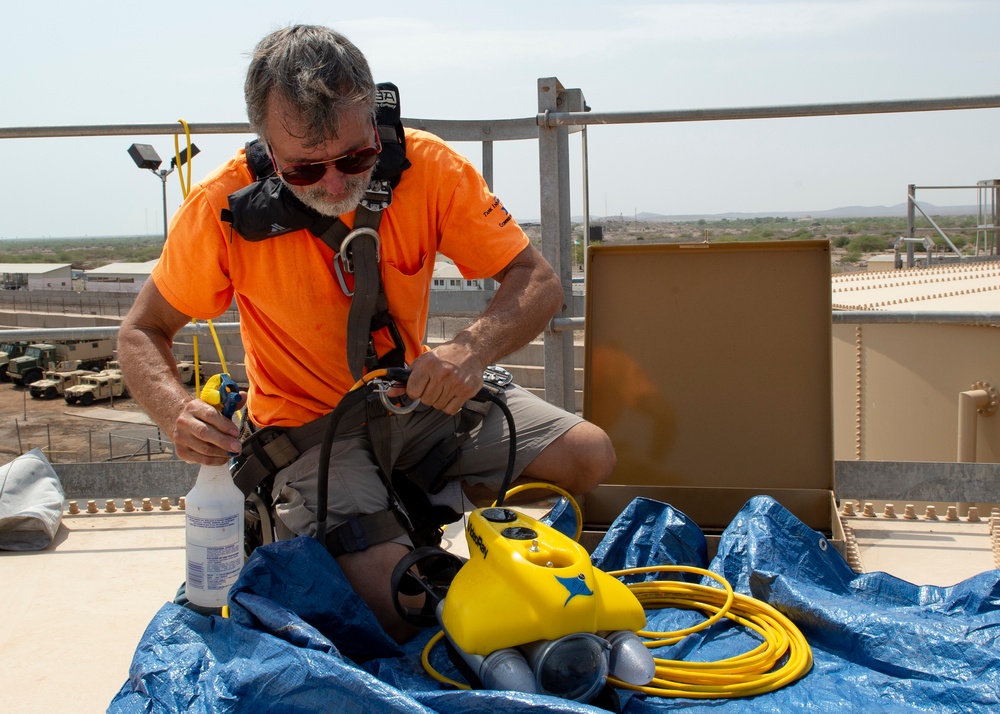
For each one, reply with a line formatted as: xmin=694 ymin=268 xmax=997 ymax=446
xmin=318 ymin=164 xmax=350 ymax=194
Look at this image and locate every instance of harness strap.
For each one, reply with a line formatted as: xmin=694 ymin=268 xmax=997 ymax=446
xmin=232 ymin=398 xmax=366 ymax=498
xmin=343 ymin=224 xmax=383 ymax=381
xmin=401 ymin=399 xmax=491 ymax=495
xmin=325 ymin=510 xmax=408 ymax=557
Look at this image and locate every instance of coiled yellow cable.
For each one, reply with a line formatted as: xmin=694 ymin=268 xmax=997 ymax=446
xmin=606 ymin=564 xmax=813 ymax=698
xmin=420 ymin=484 xmax=813 ymax=699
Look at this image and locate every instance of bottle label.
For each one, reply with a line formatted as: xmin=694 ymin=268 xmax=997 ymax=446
xmin=187 ymin=514 xmax=242 ymax=592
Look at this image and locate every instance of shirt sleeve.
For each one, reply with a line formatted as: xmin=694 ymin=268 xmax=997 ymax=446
xmin=428 ymin=139 xmax=530 ymax=280
xmin=151 ymin=165 xmax=239 ymax=320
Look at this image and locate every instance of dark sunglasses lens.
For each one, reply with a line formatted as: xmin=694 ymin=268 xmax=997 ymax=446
xmin=281 ymin=164 xmax=326 ymax=186
xmin=335 ymin=147 xmax=379 ymax=175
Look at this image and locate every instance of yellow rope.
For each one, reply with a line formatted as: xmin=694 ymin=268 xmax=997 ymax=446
xmin=169 ymin=120 xmax=226 ymax=397
xmin=173 ymin=119 xmax=195 ymax=200
xmin=493 ymin=482 xmax=583 ymax=542
xmin=605 ymin=565 xmax=812 ymax=698
xmin=422 ymin=631 xmax=470 ymax=690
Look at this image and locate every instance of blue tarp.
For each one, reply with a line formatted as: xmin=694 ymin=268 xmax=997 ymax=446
xmin=110 ymin=496 xmax=1000 ymax=713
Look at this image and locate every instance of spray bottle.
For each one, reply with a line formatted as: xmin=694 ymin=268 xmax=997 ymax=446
xmin=184 ymin=373 xmax=244 ymax=609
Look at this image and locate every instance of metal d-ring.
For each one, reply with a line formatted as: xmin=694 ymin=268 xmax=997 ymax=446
xmin=379 ymin=388 xmax=420 ymax=415
xmin=340 ymin=227 xmax=381 ymax=274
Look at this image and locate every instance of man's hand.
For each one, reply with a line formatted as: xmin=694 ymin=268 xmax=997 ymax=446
xmin=402 ymin=244 xmax=562 ymax=416
xmin=406 ymin=341 xmax=487 ymax=414
xmin=170 ymin=393 xmax=245 ymax=464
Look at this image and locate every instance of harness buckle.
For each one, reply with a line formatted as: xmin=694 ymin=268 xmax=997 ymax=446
xmin=339 ymin=226 xmax=380 ymax=274
xmin=359 ymin=179 xmax=392 ymax=212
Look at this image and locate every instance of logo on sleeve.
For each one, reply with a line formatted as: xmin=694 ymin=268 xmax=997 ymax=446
xmin=483 ymin=197 xmax=513 ymax=228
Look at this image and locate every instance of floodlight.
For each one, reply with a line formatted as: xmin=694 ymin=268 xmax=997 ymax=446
xmin=170 ymin=144 xmax=200 ymax=169
xmin=127 ymin=141 xmax=200 ymax=239
xmin=127 ymin=143 xmax=162 ymax=170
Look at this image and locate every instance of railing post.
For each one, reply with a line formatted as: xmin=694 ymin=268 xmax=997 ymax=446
xmin=537 ymin=78 xmax=583 ymax=412
xmin=906 ymin=184 xmax=916 ymax=268
xmin=482 ymin=140 xmax=494 ymax=192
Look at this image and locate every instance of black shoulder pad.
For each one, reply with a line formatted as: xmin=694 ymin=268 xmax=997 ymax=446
xmin=245 ymin=140 xmax=274 ymax=181
xmin=224 ymin=176 xmax=337 ymax=241
xmin=373 ymin=82 xmax=411 ymax=187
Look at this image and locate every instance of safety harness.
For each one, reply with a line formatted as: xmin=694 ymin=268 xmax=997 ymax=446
xmin=222 ymin=83 xmax=498 ymax=557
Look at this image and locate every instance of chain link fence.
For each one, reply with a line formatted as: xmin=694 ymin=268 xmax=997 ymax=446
xmin=12 ymin=418 xmax=175 ymax=463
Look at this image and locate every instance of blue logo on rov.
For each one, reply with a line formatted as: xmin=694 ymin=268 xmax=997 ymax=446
xmin=556 ymin=573 xmax=594 ymax=606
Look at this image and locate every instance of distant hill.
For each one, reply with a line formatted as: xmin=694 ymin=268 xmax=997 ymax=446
xmin=576 ymin=203 xmax=980 ymax=223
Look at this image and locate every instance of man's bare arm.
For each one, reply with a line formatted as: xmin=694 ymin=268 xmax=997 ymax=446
xmin=407 ymin=244 xmax=563 ymax=413
xmin=118 ymin=280 xmax=241 ymax=463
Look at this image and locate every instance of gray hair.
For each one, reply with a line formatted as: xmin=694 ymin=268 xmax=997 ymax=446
xmin=245 ymin=25 xmax=376 ymax=147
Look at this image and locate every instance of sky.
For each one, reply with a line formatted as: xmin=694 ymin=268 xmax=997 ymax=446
xmin=2 ymin=0 xmax=1000 ymax=239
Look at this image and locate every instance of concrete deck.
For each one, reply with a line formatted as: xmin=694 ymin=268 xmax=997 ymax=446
xmin=0 ymin=500 xmax=527 ymax=714
xmin=2 ymin=458 xmax=998 ymax=713
xmin=0 ymin=509 xmax=185 ymax=713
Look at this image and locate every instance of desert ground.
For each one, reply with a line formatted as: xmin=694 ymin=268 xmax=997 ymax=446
xmin=1 ymin=378 xmax=188 ymax=464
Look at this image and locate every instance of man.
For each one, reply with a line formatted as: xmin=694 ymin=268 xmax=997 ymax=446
xmin=118 ymin=25 xmax=615 ymax=642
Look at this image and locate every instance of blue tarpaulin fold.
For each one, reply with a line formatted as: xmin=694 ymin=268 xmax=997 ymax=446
xmin=109 ymin=496 xmax=1000 ymax=713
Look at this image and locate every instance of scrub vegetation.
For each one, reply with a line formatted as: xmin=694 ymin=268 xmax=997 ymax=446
xmin=0 ymin=235 xmax=163 ymax=270
xmin=0 ymin=215 xmax=985 ymax=274
xmin=558 ymin=214 xmax=983 ymax=272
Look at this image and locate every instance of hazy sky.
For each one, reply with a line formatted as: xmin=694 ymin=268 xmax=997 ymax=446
xmin=3 ymin=0 xmax=999 ymax=238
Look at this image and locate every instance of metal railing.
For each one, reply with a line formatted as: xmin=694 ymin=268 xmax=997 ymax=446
xmin=5 ymin=81 xmax=1000 ymax=409
xmin=533 ymin=80 xmax=1000 ymax=409
xmin=896 ymin=181 xmax=1000 ymax=268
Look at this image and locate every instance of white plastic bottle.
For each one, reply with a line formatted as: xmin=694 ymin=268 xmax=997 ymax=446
xmin=185 ymin=462 xmax=245 ymax=609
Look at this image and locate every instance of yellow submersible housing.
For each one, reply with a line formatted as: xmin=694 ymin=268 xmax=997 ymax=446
xmin=435 ymin=506 xmax=656 ymax=702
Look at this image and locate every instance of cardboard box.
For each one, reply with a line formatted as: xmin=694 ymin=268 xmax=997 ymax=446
xmin=582 ymin=239 xmax=843 ymax=555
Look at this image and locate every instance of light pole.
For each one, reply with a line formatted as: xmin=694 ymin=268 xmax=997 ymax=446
xmin=127 ymin=143 xmax=200 ymax=239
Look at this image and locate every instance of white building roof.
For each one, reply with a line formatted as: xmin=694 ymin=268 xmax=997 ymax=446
xmin=432 ymin=256 xmax=465 ymax=279
xmin=86 ymin=259 xmax=159 ymax=276
xmin=0 ymin=263 xmax=71 ymax=274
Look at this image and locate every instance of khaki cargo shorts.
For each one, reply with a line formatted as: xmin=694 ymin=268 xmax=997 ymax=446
xmin=270 ymin=384 xmax=582 ymax=543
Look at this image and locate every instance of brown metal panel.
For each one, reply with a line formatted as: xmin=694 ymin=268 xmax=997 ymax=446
xmin=583 ymin=484 xmax=835 ymax=532
xmin=583 ymin=240 xmax=834 ymax=523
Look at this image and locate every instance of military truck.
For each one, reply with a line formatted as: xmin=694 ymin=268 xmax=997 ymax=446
xmin=64 ymin=370 xmax=128 ymax=406
xmin=0 ymin=341 xmax=30 ymax=381
xmin=8 ymin=339 xmax=115 ymax=386
xmin=177 ymin=361 xmax=202 ymax=386
xmin=29 ymin=369 xmax=93 ymax=399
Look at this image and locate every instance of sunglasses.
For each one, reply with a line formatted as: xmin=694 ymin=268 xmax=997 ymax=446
xmin=270 ymin=128 xmax=381 ymax=186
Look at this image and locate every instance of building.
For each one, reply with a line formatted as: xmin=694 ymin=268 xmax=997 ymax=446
xmin=84 ymin=260 xmax=158 ymax=293
xmin=431 ymin=256 xmax=491 ymax=291
xmin=0 ymin=263 xmax=72 ymax=291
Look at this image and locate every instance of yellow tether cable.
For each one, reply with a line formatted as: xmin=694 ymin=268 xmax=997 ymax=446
xmin=191 ymin=324 xmax=201 ymax=396
xmin=420 ymin=487 xmax=813 ymax=699
xmin=173 ymin=119 xmax=195 ymax=200
xmin=493 ymin=482 xmax=583 ymax=543
xmin=422 ymin=631 xmax=470 ymax=690
xmin=172 ymin=119 xmax=228 ymax=393
xmin=605 ymin=564 xmax=812 ymax=698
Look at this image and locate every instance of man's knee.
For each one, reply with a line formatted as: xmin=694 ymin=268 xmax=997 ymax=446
xmin=524 ymin=421 xmax=616 ymax=494
xmin=336 ymin=541 xmax=418 ymax=644
xmin=567 ymin=421 xmax=616 ymax=491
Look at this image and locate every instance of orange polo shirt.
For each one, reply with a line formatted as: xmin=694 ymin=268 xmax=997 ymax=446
xmin=153 ymin=129 xmax=528 ymax=427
